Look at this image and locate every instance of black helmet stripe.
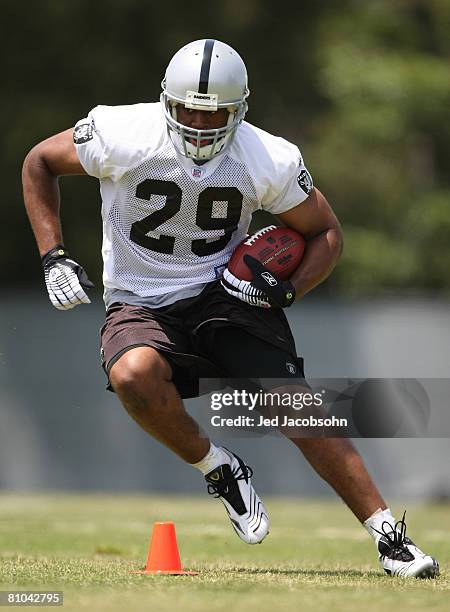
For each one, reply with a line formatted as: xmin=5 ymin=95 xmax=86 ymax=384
xmin=198 ymin=39 xmax=215 ymax=93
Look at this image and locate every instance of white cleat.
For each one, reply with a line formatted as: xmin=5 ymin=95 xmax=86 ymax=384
xmin=375 ymin=512 xmax=439 ymax=578
xmin=205 ymin=448 xmax=269 ymax=544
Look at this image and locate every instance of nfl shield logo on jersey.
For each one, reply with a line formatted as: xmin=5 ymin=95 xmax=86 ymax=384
xmin=192 ymin=167 xmax=203 ymax=178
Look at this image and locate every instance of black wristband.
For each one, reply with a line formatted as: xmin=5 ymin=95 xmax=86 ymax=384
xmin=41 ymin=245 xmax=70 ymax=268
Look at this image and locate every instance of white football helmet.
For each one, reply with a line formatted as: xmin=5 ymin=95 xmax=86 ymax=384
xmin=161 ymin=39 xmax=249 ymax=161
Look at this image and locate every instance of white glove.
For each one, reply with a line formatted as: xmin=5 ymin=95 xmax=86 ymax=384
xmin=42 ymin=246 xmax=94 ymax=310
xmin=221 ymin=267 xmax=271 ymax=308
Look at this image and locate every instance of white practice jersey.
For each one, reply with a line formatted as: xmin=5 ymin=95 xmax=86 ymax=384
xmin=74 ymin=102 xmax=313 ymax=305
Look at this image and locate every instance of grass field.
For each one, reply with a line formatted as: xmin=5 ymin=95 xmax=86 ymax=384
xmin=0 ymin=494 xmax=448 ymax=611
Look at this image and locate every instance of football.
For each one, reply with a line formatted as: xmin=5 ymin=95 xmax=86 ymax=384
xmin=228 ymin=225 xmax=305 ymax=281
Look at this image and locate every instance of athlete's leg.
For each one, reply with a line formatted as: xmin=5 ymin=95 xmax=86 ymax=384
xmin=209 ymin=326 xmax=386 ymax=522
xmin=288 ymin=437 xmax=386 ymax=522
xmin=202 ymin=323 xmax=438 ymax=574
xmin=110 ymin=344 xmax=269 ymax=544
xmin=291 ymin=433 xmax=438 ymax=577
xmin=109 ymin=346 xmax=209 ymax=463
xmin=100 ymin=301 xmax=269 ymax=544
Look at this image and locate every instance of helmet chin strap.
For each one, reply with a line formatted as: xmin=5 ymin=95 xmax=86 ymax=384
xmin=225 ymin=109 xmax=236 ymax=127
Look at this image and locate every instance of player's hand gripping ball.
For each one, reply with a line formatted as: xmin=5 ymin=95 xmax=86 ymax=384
xmin=221 ymin=225 xmax=305 ymax=308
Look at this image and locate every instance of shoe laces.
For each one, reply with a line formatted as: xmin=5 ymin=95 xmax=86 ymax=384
xmin=372 ymin=510 xmax=414 ymax=561
xmin=207 ymin=463 xmax=254 ymax=498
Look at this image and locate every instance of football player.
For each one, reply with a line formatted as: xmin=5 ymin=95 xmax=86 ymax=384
xmin=23 ymin=39 xmax=438 ymax=577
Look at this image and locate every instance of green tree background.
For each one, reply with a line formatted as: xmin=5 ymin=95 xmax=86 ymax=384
xmin=3 ymin=0 xmax=449 ymax=295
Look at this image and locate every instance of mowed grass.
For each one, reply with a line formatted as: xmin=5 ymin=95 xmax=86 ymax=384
xmin=0 ymin=494 xmax=448 ymax=612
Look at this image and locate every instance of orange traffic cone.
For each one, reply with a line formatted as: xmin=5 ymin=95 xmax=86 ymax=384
xmin=132 ymin=521 xmax=197 ymax=575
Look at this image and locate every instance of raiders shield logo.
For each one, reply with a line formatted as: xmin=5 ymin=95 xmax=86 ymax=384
xmin=73 ymin=123 xmax=94 ymax=144
xmin=297 ymin=169 xmax=313 ymax=195
xmin=286 ymin=361 xmax=297 ymax=375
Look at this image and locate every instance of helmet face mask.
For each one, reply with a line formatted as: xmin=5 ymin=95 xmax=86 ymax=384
xmin=161 ymin=39 xmax=249 ymax=161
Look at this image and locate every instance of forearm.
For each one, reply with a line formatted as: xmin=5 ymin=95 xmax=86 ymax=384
xmin=22 ymin=148 xmax=64 ymax=257
xmin=290 ymin=226 xmax=343 ymax=299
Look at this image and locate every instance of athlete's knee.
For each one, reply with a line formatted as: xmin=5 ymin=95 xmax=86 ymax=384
xmin=109 ymin=347 xmax=172 ymax=403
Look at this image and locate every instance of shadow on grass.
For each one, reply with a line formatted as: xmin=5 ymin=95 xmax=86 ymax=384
xmin=227 ymin=567 xmax=382 ymax=579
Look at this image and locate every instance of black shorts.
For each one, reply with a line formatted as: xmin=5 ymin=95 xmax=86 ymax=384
xmin=100 ymin=280 xmax=305 ymax=398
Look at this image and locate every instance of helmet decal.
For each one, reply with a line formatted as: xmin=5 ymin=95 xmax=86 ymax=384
xmin=198 ymin=39 xmax=215 ymax=94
